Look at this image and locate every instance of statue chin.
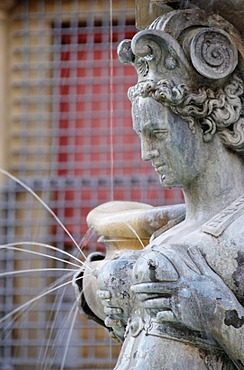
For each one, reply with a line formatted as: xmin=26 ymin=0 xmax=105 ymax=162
xmin=158 ymin=174 xmax=179 ymax=189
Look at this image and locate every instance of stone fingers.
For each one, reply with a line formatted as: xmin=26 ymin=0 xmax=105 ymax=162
xmin=97 ymin=289 xmax=125 ymax=326
xmin=142 ymin=297 xmax=171 ymax=310
xmin=104 ymin=306 xmax=123 ymax=317
xmin=97 ymin=289 xmax=112 ymax=300
xmin=105 ymin=317 xmax=124 ymax=328
xmin=97 ymin=289 xmax=121 ymax=309
xmin=103 ymin=304 xmax=124 ymax=328
xmin=156 ymin=310 xmax=177 ymax=323
xmin=131 ymin=281 xmax=177 ymax=295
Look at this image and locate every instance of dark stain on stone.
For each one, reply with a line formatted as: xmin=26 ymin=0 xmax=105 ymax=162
xmin=224 ymin=309 xmax=244 ymax=328
xmin=232 ymin=251 xmax=244 ymax=301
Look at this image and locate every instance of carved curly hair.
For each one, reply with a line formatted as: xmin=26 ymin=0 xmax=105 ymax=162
xmin=128 ymin=74 xmax=244 ymax=155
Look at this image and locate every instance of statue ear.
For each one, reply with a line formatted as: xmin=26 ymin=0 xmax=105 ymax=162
xmin=189 ymin=27 xmax=238 ymax=80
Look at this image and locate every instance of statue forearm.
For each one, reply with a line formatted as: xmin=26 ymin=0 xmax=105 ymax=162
xmin=131 ymin=244 xmax=244 ymax=367
xmin=76 ymin=201 xmax=186 ymax=341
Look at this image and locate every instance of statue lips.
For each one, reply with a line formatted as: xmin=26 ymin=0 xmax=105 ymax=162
xmin=154 ymin=165 xmax=165 ymax=174
xmin=152 ymin=162 xmax=165 ymax=171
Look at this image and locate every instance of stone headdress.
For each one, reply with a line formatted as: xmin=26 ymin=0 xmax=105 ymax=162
xmin=118 ymin=8 xmax=244 ymax=153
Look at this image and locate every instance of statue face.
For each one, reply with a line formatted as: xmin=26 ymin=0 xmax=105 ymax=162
xmin=132 ymin=97 xmax=204 ymax=188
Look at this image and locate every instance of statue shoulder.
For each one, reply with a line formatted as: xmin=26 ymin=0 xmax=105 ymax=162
xmin=202 ymin=195 xmax=244 ymax=239
xmin=198 ymin=197 xmax=244 ymax=303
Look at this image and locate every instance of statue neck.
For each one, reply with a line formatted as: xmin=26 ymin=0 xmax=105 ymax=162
xmin=183 ymin=142 xmax=244 ymax=224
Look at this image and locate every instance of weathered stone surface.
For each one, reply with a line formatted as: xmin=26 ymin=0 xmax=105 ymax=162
xmin=75 ymin=6 xmax=244 ymax=370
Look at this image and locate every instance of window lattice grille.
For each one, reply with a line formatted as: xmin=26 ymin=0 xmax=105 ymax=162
xmin=0 ymin=1 xmax=183 ymax=369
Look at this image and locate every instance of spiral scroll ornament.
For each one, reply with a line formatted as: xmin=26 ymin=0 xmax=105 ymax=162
xmin=190 ymin=28 xmax=238 ymax=80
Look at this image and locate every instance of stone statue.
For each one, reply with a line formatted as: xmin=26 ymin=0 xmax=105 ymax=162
xmin=73 ymin=8 xmax=244 ymax=370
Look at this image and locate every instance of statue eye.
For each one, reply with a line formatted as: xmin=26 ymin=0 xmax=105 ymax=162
xmin=153 ymin=130 xmax=168 ymax=139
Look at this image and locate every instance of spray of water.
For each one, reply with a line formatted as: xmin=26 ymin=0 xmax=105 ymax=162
xmin=0 ymin=241 xmax=83 ymax=265
xmin=125 ymin=222 xmax=146 ymax=248
xmin=109 ymin=0 xmax=114 ymax=201
xmin=0 ymin=168 xmax=87 ymax=259
xmin=60 ymin=304 xmax=79 ymax=370
xmin=0 ymin=267 xmax=77 ymax=277
xmin=39 ymin=297 xmax=80 ymax=370
xmin=0 ymin=272 xmax=90 ymax=327
xmin=1 ymin=245 xmax=82 ymax=269
xmin=38 ymin=286 xmax=68 ymax=370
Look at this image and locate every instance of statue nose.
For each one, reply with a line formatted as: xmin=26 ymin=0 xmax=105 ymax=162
xmin=141 ymin=137 xmax=159 ymax=161
xmin=142 ymin=147 xmax=159 ymax=161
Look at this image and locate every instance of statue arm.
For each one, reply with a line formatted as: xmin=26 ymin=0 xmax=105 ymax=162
xmin=133 ymin=246 xmax=244 ymax=366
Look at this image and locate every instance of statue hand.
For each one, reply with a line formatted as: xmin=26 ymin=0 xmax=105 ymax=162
xmin=97 ymin=289 xmax=127 ymax=329
xmin=96 ymin=250 xmax=140 ymax=332
xmin=97 ymin=287 xmax=135 ymax=343
xmin=133 ymin=247 xmax=243 ymax=334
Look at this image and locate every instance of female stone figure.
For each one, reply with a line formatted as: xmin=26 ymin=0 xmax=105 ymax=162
xmin=75 ymin=8 xmax=244 ymax=370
